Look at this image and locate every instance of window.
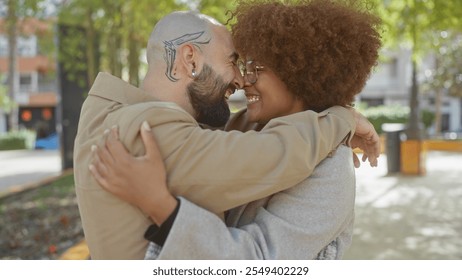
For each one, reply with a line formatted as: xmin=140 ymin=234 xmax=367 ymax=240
xmin=0 ymin=35 xmax=38 ymax=57
xmin=19 ymin=73 xmax=33 ymax=93
xmin=20 ymin=74 xmax=32 ymax=86
xmin=17 ymin=35 xmax=37 ymax=57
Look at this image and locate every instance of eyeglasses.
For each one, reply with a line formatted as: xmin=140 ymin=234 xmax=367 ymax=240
xmin=237 ymin=60 xmax=265 ymax=84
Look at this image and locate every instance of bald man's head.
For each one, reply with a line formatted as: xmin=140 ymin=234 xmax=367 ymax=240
xmin=142 ymin=11 xmax=243 ymax=127
xmin=146 ymin=11 xmax=223 ymax=81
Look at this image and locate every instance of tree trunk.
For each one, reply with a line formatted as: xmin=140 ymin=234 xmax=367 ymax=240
xmin=127 ymin=33 xmax=140 ymax=86
xmin=127 ymin=5 xmax=139 ymax=86
xmin=106 ymin=2 xmax=123 ymax=78
xmin=434 ymin=89 xmax=443 ymax=136
xmin=433 ymin=57 xmax=443 ymax=136
xmin=406 ymin=59 xmax=423 ymax=140
xmin=85 ymin=9 xmax=96 ymax=87
xmin=6 ymin=0 xmax=18 ymax=131
xmin=108 ymin=30 xmax=123 ymax=77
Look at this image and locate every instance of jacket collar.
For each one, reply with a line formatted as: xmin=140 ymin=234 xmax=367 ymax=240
xmin=88 ymin=72 xmax=158 ymax=105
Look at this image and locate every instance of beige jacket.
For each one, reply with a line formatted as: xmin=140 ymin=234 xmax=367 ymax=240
xmin=145 ymin=145 xmax=355 ymax=259
xmin=73 ymin=72 xmax=355 ymax=259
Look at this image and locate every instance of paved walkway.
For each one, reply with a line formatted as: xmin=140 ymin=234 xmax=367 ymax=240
xmin=345 ymin=151 xmax=462 ymax=259
xmin=0 ymin=150 xmax=62 ymax=196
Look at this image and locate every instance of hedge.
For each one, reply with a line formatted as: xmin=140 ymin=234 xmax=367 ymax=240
xmin=0 ymin=130 xmax=36 ymax=151
xmin=358 ymin=104 xmax=435 ymax=134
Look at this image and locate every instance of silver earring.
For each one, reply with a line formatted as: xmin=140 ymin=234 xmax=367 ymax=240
xmin=191 ymin=69 xmax=197 ymax=78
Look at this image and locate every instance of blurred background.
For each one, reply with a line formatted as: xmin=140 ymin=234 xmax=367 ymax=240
xmin=0 ymin=0 xmax=461 ymax=259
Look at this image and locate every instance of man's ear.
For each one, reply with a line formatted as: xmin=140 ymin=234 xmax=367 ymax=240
xmin=177 ymin=43 xmax=203 ymax=79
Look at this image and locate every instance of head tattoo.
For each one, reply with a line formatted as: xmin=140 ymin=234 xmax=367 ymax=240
xmin=163 ymin=31 xmax=210 ymax=82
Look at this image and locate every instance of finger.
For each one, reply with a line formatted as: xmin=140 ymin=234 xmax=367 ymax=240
xmin=105 ymin=126 xmax=130 ymax=162
xmin=94 ymin=142 xmax=114 ymax=166
xmin=371 ymin=154 xmax=379 ymax=167
xmin=101 ymin=128 xmax=110 ymax=148
xmin=91 ymin=144 xmax=108 ymax=166
xmin=92 ymin=148 xmax=110 ymax=177
xmin=362 ymin=153 xmax=368 ymax=162
xmin=352 ymin=152 xmax=360 ymax=168
xmin=141 ymin=121 xmax=163 ymax=160
xmin=110 ymin=125 xmax=119 ymax=140
xmin=89 ymin=164 xmax=109 ymax=189
xmin=365 ymin=151 xmax=378 ymax=167
xmin=371 ymin=138 xmax=380 ymax=167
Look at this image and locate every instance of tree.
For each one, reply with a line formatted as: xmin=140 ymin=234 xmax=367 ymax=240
xmin=198 ymin=0 xmax=238 ymax=25
xmin=375 ymin=0 xmax=462 ymax=139
xmin=5 ymin=0 xmax=18 ymax=131
xmin=2 ymin=0 xmax=43 ymax=131
xmin=54 ymin=0 xmax=249 ymax=89
xmin=423 ymin=31 xmax=462 ymax=134
xmin=57 ymin=0 xmax=187 ymax=88
xmin=0 ymin=75 xmax=13 ymax=113
xmin=57 ymin=0 xmax=102 ymax=88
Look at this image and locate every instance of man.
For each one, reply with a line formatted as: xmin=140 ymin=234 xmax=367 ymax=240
xmin=74 ymin=11 xmax=378 ymax=259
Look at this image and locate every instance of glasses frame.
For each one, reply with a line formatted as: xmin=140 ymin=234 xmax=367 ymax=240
xmin=238 ymin=60 xmax=265 ymax=84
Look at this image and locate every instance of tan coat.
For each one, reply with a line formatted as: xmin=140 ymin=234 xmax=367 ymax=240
xmin=146 ymin=145 xmax=355 ymax=259
xmin=73 ymin=72 xmax=356 ymax=259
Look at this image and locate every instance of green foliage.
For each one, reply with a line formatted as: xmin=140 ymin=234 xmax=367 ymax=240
xmin=56 ymin=0 xmax=187 ymax=86
xmin=199 ymin=0 xmax=237 ymax=25
xmin=35 ymin=174 xmax=75 ymax=200
xmin=421 ymin=109 xmax=435 ymax=129
xmin=57 ymin=25 xmax=91 ymax=89
xmin=0 ymin=94 xmax=13 ymax=113
xmin=360 ymin=105 xmax=409 ymax=134
xmin=53 ymin=0 xmax=242 ymax=86
xmin=371 ymin=0 xmax=462 ymax=139
xmin=0 ymin=130 xmax=36 ymax=151
xmin=51 ymin=0 xmax=254 ymax=88
xmin=373 ymin=0 xmax=462 ymax=61
xmin=49 ymin=173 xmax=75 ymax=187
xmin=358 ymin=104 xmax=434 ymax=134
xmin=422 ymin=31 xmax=462 ymax=98
xmin=0 ymin=0 xmax=43 ymax=19
xmin=0 ymin=79 xmax=15 ymax=113
xmin=37 ymin=25 xmax=56 ymax=57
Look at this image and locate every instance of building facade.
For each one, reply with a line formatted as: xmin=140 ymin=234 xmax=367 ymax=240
xmin=0 ymin=18 xmax=57 ymax=137
xmin=359 ymin=48 xmax=462 ymax=135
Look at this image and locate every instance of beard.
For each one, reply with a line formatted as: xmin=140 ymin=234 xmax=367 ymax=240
xmin=186 ymin=64 xmax=234 ymax=127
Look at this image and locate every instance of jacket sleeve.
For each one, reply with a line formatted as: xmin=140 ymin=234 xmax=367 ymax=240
xmin=146 ymin=146 xmax=356 ymax=260
xmin=106 ymin=104 xmax=355 ymax=214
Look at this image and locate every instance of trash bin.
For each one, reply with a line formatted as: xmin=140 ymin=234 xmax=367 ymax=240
xmin=381 ymin=123 xmax=406 ymax=174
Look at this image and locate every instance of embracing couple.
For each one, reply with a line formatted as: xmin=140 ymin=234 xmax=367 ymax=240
xmin=74 ymin=0 xmax=382 ymax=260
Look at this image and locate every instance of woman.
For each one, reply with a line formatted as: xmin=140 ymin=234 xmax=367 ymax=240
xmin=91 ymin=0 xmax=381 ymax=259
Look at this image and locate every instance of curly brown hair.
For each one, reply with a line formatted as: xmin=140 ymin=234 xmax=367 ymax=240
xmin=230 ymin=0 xmax=382 ymax=112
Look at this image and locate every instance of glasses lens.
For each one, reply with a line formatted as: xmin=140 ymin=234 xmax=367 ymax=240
xmin=246 ymin=61 xmax=257 ymax=84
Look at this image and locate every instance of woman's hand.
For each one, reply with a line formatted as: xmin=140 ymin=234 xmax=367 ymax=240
xmin=89 ymin=121 xmax=177 ymax=226
xmin=350 ymin=110 xmax=381 ymax=168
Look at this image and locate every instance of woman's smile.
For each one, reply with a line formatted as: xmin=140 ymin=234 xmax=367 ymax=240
xmin=245 ymin=93 xmax=260 ymax=105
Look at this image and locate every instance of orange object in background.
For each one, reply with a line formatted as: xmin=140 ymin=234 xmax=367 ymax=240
xmin=401 ymin=140 xmax=427 ymax=175
xmin=21 ymin=110 xmax=32 ymax=122
xmin=42 ymin=108 xmax=53 ymax=120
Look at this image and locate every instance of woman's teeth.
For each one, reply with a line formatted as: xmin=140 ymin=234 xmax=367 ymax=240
xmin=247 ymin=95 xmax=260 ymax=104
